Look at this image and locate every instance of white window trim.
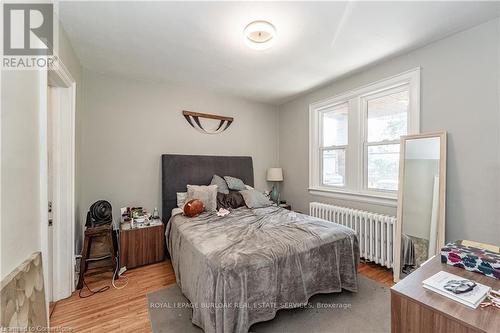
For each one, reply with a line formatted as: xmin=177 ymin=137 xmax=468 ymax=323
xmin=309 ymin=68 xmax=420 ymax=207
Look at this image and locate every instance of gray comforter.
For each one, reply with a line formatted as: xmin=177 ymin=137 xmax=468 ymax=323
xmin=166 ymin=206 xmax=359 ymax=333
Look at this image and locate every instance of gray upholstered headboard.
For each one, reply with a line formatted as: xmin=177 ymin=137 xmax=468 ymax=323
xmin=161 ymin=154 xmax=254 ymax=222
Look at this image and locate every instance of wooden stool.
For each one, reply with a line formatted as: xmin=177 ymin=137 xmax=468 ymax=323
xmin=77 ymin=224 xmax=117 ymax=289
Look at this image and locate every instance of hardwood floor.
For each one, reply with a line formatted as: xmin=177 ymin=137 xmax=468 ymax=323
xmin=359 ymin=260 xmax=395 ymax=287
xmin=50 ymin=260 xmax=393 ymax=332
xmin=50 ymin=261 xmax=175 ymax=332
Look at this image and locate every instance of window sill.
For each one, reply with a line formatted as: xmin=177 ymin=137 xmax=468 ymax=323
xmin=308 ymin=186 xmax=397 ymax=207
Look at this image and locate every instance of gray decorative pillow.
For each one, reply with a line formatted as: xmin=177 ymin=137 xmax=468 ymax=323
xmin=224 ymin=176 xmax=246 ymax=191
xmin=210 ymin=174 xmax=229 ymax=194
xmin=186 ymin=185 xmax=218 ymax=212
xmin=176 ymin=192 xmax=187 ymax=208
xmin=239 ymin=189 xmax=273 ymax=208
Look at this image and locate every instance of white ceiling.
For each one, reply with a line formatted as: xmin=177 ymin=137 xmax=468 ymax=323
xmin=58 ymin=1 xmax=500 ymax=105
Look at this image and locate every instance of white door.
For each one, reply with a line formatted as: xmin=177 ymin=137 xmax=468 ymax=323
xmin=44 ymin=64 xmax=76 ymax=302
xmin=47 ymin=86 xmax=54 ymax=301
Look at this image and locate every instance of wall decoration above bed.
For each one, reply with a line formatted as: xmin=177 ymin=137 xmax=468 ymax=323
xmin=182 ymin=110 xmax=233 ymax=134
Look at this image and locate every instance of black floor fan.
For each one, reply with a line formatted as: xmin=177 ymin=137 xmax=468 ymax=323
xmin=79 ymin=200 xmax=115 ymax=298
xmin=85 ymin=200 xmax=113 ymax=228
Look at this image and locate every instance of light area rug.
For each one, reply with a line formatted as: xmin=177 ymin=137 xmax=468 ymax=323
xmin=147 ymin=275 xmax=390 ymax=333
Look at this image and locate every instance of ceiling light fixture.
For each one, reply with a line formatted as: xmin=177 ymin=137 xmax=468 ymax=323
xmin=243 ymin=20 xmax=276 ymax=50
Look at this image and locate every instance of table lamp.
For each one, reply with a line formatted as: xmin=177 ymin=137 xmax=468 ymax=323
xmin=267 ymin=168 xmax=283 ymax=203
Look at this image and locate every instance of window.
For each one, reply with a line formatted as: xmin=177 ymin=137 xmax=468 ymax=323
xmin=321 ymin=104 xmax=348 ymax=187
xmin=364 ymin=88 xmax=409 ymax=192
xmin=309 ymin=69 xmax=420 ymax=205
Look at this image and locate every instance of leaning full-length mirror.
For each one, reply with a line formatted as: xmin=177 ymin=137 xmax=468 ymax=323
xmin=394 ymin=132 xmax=447 ymax=282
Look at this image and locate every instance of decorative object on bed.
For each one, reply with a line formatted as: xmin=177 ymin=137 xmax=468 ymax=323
xmin=266 ymin=167 xmax=283 ymax=203
xmin=182 ymin=110 xmax=233 ymax=134
xmin=223 ymin=175 xmax=247 ymax=191
xmin=441 ymin=240 xmax=500 ymax=279
xmin=216 ymin=191 xmax=245 ymax=210
xmin=216 ymin=208 xmax=230 ymax=217
xmin=1 ymin=252 xmax=47 ymax=330
xmin=183 ymin=199 xmax=205 ymax=217
xmin=210 ymin=174 xmax=229 ymax=194
xmin=239 ymin=189 xmax=273 ymax=208
xmin=186 ymin=184 xmax=217 ymax=211
xmin=176 ymin=192 xmax=187 ymax=208
xmin=394 ymin=131 xmax=447 ymax=282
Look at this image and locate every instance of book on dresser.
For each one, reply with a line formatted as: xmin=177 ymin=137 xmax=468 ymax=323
xmin=422 ymin=271 xmax=490 ymax=309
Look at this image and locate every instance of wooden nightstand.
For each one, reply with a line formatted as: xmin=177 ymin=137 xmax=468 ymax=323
xmin=119 ymin=223 xmax=165 ymax=269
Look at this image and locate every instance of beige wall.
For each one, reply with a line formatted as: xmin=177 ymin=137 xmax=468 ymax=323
xmin=0 ymin=24 xmax=82 ymax=278
xmin=78 ymin=70 xmax=279 ymax=251
xmin=278 ymin=19 xmax=500 ymax=244
xmin=1 ymin=71 xmax=43 ymax=279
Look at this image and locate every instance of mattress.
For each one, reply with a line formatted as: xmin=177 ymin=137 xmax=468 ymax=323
xmin=166 ymin=206 xmax=359 ymax=333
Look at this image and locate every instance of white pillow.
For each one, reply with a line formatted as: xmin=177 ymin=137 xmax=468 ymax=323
xmin=244 ymin=184 xmax=254 ymax=190
xmin=176 ymin=192 xmax=187 ymax=208
xmin=186 ymin=185 xmax=218 ymax=212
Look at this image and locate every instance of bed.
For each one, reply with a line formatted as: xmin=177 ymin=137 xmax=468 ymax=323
xmin=162 ymin=154 xmax=359 ymax=333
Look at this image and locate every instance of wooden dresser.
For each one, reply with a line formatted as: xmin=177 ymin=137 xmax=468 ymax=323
xmin=119 ymin=223 xmax=165 ymax=269
xmin=391 ymin=256 xmax=500 ymax=333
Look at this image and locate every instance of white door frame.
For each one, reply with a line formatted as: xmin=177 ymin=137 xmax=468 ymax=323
xmin=40 ymin=59 xmax=76 ymax=303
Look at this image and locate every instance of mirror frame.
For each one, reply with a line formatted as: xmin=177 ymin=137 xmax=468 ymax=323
xmin=393 ymin=131 xmax=447 ymax=282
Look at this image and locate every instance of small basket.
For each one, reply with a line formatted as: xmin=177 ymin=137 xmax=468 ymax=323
xmin=441 ymin=240 xmax=500 ymax=280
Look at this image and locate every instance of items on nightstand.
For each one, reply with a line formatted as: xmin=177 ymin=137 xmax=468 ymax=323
xmin=422 ymin=271 xmax=490 ymax=308
xmin=267 ymin=167 xmax=283 ymax=203
xmin=120 ymin=206 xmax=162 ymax=229
xmin=480 ymin=289 xmax=500 ymax=309
xmin=152 ymin=207 xmax=160 ymax=219
xmin=278 ymin=200 xmax=291 ymax=210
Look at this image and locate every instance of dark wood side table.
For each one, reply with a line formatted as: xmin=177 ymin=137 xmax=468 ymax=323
xmin=119 ymin=223 xmax=165 ymax=269
xmin=391 ymin=256 xmax=500 ymax=333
